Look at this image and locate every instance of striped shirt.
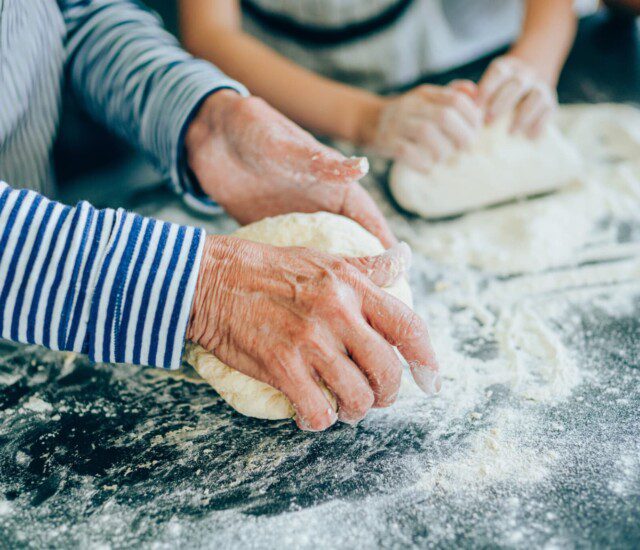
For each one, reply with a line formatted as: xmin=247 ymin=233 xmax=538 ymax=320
xmin=0 ymin=0 xmax=247 ymax=369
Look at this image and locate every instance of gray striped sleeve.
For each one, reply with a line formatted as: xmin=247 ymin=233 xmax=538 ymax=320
xmin=60 ymin=0 xmax=248 ymax=211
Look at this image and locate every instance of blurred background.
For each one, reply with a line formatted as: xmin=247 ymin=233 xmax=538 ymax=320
xmin=54 ymin=1 xmax=638 ymax=208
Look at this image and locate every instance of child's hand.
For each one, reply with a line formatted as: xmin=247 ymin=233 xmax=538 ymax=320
xmin=478 ymin=55 xmax=557 ymax=138
xmin=369 ymin=81 xmax=482 ymax=174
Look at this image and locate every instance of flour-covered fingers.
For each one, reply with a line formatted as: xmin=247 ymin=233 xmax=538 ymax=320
xmin=433 ymin=84 xmax=483 ymax=129
xmin=449 ymin=79 xmax=478 ymax=99
xmin=413 ymin=90 xmax=481 ymax=145
xmin=362 ymin=288 xmax=440 ymax=395
xmin=527 ymin=106 xmax=553 ymax=139
xmin=345 ymin=242 xmax=411 ymax=288
xmin=478 ymin=59 xmax=512 ymax=106
xmin=408 ymin=120 xmax=456 ymax=162
xmin=395 ymin=138 xmax=435 ymax=174
xmin=344 ymin=321 xmax=404 ymax=408
xmin=511 ymin=88 xmax=544 ymax=134
xmin=340 ymin=182 xmax=398 ymax=248
xmin=307 ymin=149 xmax=369 ymax=184
xmin=436 ymin=107 xmax=478 ymax=149
xmin=312 ymin=352 xmax=374 ymax=424
xmin=486 ymin=77 xmax=528 ymax=122
xmin=283 ymin=373 xmax=338 ymax=432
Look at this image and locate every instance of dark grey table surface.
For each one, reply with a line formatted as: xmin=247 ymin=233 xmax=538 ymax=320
xmin=2 ymin=11 xmax=640 ymax=549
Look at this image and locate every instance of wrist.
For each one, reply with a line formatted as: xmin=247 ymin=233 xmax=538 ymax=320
xmin=348 ymin=94 xmax=387 ymax=147
xmin=187 ymin=234 xmax=231 ymax=346
xmin=507 ymin=46 xmax=557 ymax=86
xmin=184 ymin=88 xmax=241 ymax=171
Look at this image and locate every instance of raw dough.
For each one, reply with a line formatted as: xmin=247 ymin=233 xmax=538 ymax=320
xmin=185 ymin=212 xmax=413 ymax=420
xmin=389 ymin=117 xmax=582 ymax=219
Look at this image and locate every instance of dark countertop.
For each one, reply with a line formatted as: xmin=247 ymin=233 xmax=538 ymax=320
xmin=2 ymin=11 xmax=640 ymax=549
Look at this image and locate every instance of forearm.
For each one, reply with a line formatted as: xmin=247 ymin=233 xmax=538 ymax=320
xmin=510 ymin=0 xmax=577 ymax=84
xmin=0 ymin=182 xmax=203 ymax=369
xmin=180 ymin=16 xmax=383 ymax=144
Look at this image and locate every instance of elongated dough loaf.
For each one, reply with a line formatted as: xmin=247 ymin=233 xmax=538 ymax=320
xmin=185 ymin=212 xmax=413 ymax=420
xmin=389 ymin=117 xmax=582 ymax=219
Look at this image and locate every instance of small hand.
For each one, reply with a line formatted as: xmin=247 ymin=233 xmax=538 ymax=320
xmin=478 ymin=55 xmax=557 ymax=138
xmin=185 ymin=90 xmax=396 ymax=247
xmin=187 ymin=236 xmax=440 ymax=431
xmin=369 ymin=80 xmax=482 ymax=173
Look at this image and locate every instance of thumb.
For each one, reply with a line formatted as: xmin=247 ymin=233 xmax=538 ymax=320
xmin=309 ymin=152 xmax=369 ymax=185
xmin=345 ymin=242 xmax=412 ymax=288
xmin=450 ymin=79 xmax=479 ymax=100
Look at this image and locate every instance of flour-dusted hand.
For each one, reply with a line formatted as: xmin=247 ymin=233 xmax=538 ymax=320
xmin=185 ymin=90 xmax=396 ymax=247
xmin=367 ymin=81 xmax=482 ymax=174
xmin=478 ymin=56 xmax=557 ymax=138
xmin=187 ymin=236 xmax=439 ymax=431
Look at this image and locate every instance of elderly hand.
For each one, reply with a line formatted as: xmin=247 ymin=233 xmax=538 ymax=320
xmin=366 ymin=81 xmax=483 ymax=174
xmin=187 ymin=236 xmax=440 ymax=431
xmin=185 ymin=90 xmax=396 ymax=247
xmin=478 ymin=55 xmax=557 ymax=138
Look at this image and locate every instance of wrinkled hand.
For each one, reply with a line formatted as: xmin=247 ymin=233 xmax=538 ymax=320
xmin=370 ymin=81 xmax=482 ymax=173
xmin=185 ymin=90 xmax=396 ymax=247
xmin=187 ymin=236 xmax=440 ymax=431
xmin=478 ymin=56 xmax=557 ymax=138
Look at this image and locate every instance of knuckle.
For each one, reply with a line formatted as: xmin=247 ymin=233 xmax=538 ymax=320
xmin=395 ymin=141 xmax=412 ymax=158
xmin=376 ymin=359 xmax=403 ymax=394
xmin=264 ymin=344 xmax=296 ymax=376
xmin=514 ymin=74 xmax=529 ymax=88
xmin=298 ymin=321 xmax=323 ymax=347
xmin=399 ymin=311 xmax=426 ymax=341
xmin=441 ymin=89 xmax=457 ymax=103
xmin=354 ymin=389 xmax=375 ymax=415
xmin=346 ymin=388 xmax=375 ymax=418
xmin=239 ymin=95 xmax=266 ymax=112
xmin=450 ymin=93 xmax=468 ymax=112
xmin=320 ymin=274 xmax=346 ymax=302
xmin=438 ymin=107 xmax=456 ymax=126
xmin=327 ymin=257 xmax=353 ymax=279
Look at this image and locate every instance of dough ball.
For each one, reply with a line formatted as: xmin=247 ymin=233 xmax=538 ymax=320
xmin=185 ymin=212 xmax=413 ymax=420
xmin=389 ymin=117 xmax=582 ymax=219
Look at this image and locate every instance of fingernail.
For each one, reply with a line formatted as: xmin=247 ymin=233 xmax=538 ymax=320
xmin=385 ymin=241 xmax=412 ymax=273
xmin=345 ymin=156 xmax=369 ymax=176
xmin=376 ymin=242 xmax=412 ymax=287
xmin=339 ymin=414 xmax=362 ymax=427
xmin=410 ymin=364 xmax=442 ymax=396
xmin=295 ymin=407 xmax=338 ymax=432
xmin=396 ymin=241 xmax=413 ymax=271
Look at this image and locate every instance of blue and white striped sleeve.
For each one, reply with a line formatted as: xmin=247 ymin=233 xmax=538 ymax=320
xmin=0 ymin=181 xmax=204 ymax=370
xmin=60 ymin=0 xmax=248 ymax=213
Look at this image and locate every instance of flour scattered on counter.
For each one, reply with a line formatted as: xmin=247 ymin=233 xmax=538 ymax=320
xmin=420 ymin=409 xmax=557 ymax=493
xmin=23 ymin=395 xmax=53 ymax=413
xmin=0 ymin=500 xmax=12 ymax=516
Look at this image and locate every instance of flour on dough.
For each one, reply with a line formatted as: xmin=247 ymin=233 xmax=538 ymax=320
xmin=389 ymin=117 xmax=582 ymax=219
xmin=185 ymin=212 xmax=413 ymax=420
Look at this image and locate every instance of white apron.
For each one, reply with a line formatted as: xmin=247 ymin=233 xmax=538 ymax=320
xmin=241 ymin=0 xmax=525 ymax=91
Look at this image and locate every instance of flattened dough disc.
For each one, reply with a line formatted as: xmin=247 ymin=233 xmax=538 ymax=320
xmin=389 ymin=117 xmax=582 ymax=219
